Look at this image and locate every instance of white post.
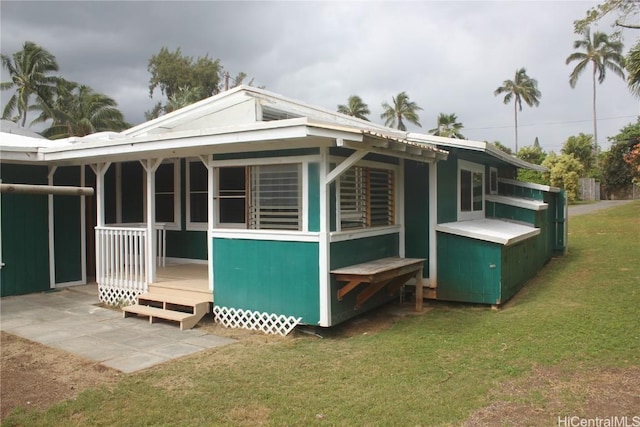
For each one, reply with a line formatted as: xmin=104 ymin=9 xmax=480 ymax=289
xmin=48 ymin=166 xmax=57 ymax=289
xmin=201 ymin=155 xmax=215 ymax=292
xmin=141 ymin=158 xmax=162 ymax=284
xmin=318 ymin=146 xmax=331 ymax=327
xmin=91 ymin=162 xmax=111 ymax=287
xmin=80 ymin=165 xmax=87 ymax=284
xmin=428 ymin=161 xmax=438 ymax=287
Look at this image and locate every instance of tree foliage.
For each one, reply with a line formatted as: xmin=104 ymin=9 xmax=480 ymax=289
xmin=380 ymin=91 xmax=422 ymax=131
xmin=337 ymin=95 xmax=370 ymax=121
xmin=566 ymin=28 xmax=625 ymax=148
xmin=517 ymin=142 xmax=548 ymax=185
xmin=33 ymin=79 xmax=129 ymax=138
xmin=561 ymin=133 xmax=596 ymax=176
xmin=429 ymin=113 xmax=465 ymax=138
xmin=490 ymin=141 xmax=513 ymax=155
xmin=574 ymin=0 xmax=640 ymax=33
xmin=148 ymin=47 xmax=221 ymax=100
xmin=1 ymin=41 xmax=59 ymax=126
xmin=627 ymin=40 xmax=640 ymax=97
xmin=602 ymin=118 xmax=640 ymax=191
xmin=494 ymin=68 xmax=541 ymax=152
xmin=542 ymin=153 xmax=584 ymax=201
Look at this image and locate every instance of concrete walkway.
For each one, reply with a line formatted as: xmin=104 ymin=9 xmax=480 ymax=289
xmin=0 ymin=284 xmax=235 ymax=373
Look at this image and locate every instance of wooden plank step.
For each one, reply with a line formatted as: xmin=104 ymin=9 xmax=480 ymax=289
xmin=148 ymin=283 xmax=213 ymax=302
xmin=137 ymin=292 xmax=209 ymax=308
xmin=123 ymin=304 xmax=194 ymax=329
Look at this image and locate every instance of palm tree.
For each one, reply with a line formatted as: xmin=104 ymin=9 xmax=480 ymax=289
xmin=337 ymin=95 xmax=370 ymax=121
xmin=566 ymin=28 xmax=625 ymax=150
xmin=380 ymin=91 xmax=422 ymax=131
xmin=429 ymin=113 xmax=465 ymax=138
xmin=1 ymin=41 xmax=59 ymax=127
xmin=33 ymin=82 xmax=129 ymax=139
xmin=626 ymin=40 xmax=640 ymax=98
xmin=494 ymin=68 xmax=541 ymax=153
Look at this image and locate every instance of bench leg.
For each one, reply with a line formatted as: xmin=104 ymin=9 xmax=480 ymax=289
xmin=415 ymin=267 xmax=424 ymax=312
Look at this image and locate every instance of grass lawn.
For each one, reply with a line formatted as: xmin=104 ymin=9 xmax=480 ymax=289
xmin=4 ymin=202 xmax=639 ymax=426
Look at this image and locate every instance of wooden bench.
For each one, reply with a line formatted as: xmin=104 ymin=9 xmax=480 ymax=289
xmin=330 ymin=257 xmax=426 ymax=311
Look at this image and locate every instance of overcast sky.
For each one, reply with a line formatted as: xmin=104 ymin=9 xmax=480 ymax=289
xmin=1 ymin=1 xmax=638 ymax=152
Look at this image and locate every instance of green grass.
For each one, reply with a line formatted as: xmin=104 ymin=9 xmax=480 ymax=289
xmin=5 ymin=202 xmax=640 ymax=426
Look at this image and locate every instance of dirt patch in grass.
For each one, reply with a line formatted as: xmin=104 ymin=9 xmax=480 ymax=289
xmin=0 ymin=331 xmax=120 ymax=420
xmin=464 ymin=364 xmax=640 ymax=426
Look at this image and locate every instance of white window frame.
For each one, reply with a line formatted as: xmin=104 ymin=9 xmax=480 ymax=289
xmin=336 ymin=159 xmax=398 ymax=232
xmin=186 ymin=159 xmax=208 ymax=231
xmin=212 ymin=156 xmax=312 ymax=232
xmin=489 ymin=166 xmax=499 ymax=195
xmin=457 ymin=159 xmax=485 ymax=221
xmin=141 ymin=158 xmax=181 ymax=231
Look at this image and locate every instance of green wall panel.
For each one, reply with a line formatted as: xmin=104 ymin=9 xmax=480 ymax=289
xmin=308 ymin=163 xmax=320 ymax=232
xmin=53 ymin=166 xmax=82 ymax=283
xmin=167 ymin=230 xmax=207 ymax=260
xmin=330 ymin=233 xmax=400 ymax=325
xmin=437 ymin=154 xmax=458 ymax=224
xmin=404 ymin=161 xmax=429 ymax=273
xmin=437 ymin=233 xmax=502 ymax=304
xmin=0 ymin=164 xmax=50 ymax=296
xmin=213 ymin=239 xmax=320 ymax=324
xmin=121 ymin=161 xmax=143 ymax=223
xmin=214 ymin=148 xmax=318 ymax=161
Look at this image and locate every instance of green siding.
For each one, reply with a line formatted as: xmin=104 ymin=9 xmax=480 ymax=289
xmin=213 ymin=148 xmax=318 ymax=161
xmin=437 ymin=233 xmax=502 ymax=304
xmin=486 ymin=201 xmax=539 ymax=226
xmin=213 ymin=239 xmax=320 ymax=324
xmin=308 ymin=163 xmax=320 ymax=232
xmin=167 ymin=230 xmax=207 ymax=260
xmin=330 ymin=233 xmax=400 ymax=325
xmin=437 ymin=154 xmax=458 ymax=223
xmin=0 ymin=164 xmax=50 ymax=296
xmin=53 ymin=166 xmax=82 ymax=283
xmin=404 ymin=161 xmax=429 ymax=273
xmin=121 ymin=161 xmax=144 ymax=223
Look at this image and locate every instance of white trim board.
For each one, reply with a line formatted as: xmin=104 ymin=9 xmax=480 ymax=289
xmin=436 ymin=219 xmax=540 ymax=246
xmin=486 ymin=195 xmax=548 ymax=211
xmin=498 ymin=178 xmax=561 ymax=193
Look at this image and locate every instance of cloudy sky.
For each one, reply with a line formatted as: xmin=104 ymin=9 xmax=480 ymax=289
xmin=1 ymin=1 xmax=638 ymax=152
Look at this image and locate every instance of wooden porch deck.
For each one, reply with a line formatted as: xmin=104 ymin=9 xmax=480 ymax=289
xmin=152 ymin=263 xmax=212 ymax=302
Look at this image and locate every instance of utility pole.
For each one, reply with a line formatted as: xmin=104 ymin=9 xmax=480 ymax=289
xmin=224 ymin=71 xmax=230 ymax=91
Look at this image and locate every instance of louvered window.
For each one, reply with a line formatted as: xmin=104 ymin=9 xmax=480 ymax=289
xmin=249 ymin=164 xmax=301 ymax=230
xmin=340 ymin=166 xmax=395 ymax=230
xmin=216 ymin=164 xmax=301 ymax=231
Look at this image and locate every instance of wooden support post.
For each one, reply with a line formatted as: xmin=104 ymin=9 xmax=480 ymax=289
xmin=415 ymin=266 xmax=424 ymax=312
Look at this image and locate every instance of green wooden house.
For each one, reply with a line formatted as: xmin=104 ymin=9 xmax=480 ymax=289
xmin=0 ymin=87 xmax=566 ymax=333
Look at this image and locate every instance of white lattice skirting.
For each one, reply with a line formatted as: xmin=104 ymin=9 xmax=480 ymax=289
xmin=99 ymin=285 xmax=144 ymax=306
xmin=213 ymin=306 xmax=302 ymax=336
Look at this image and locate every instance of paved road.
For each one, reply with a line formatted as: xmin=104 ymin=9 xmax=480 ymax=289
xmin=567 ymin=200 xmax=636 ymax=217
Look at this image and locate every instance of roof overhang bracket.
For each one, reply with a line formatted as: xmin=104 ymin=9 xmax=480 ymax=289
xmin=324 ymin=144 xmax=368 ymax=185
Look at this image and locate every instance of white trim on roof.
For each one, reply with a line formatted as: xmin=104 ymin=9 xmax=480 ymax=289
xmin=408 ymin=133 xmax=547 ymax=172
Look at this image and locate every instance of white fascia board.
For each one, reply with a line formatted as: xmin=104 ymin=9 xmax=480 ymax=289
xmin=486 ymin=194 xmax=549 ymax=211
xmin=498 ymin=177 xmax=561 ymax=193
xmin=436 ymin=219 xmax=540 ymax=246
xmin=39 ymin=120 xmax=314 ymax=162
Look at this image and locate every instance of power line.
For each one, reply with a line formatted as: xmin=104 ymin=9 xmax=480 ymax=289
xmin=465 ymin=115 xmax=638 ymax=131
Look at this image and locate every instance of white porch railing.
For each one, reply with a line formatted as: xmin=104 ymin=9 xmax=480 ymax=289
xmin=96 ymin=226 xmax=147 ymax=305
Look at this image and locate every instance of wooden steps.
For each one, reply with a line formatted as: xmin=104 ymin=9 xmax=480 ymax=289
xmin=122 ymin=287 xmax=211 ymax=330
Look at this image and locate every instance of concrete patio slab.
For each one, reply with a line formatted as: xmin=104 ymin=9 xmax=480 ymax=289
xmin=1 ymin=286 xmax=236 ymax=373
